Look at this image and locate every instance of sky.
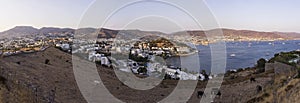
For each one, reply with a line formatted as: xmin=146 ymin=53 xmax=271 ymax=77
xmin=0 ymin=0 xmax=300 ymax=33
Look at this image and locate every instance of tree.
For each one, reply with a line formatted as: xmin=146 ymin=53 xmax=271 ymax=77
xmin=257 ymin=58 xmax=266 ymax=68
xmin=137 ymin=67 xmax=147 ymax=74
xmin=45 ymin=59 xmax=50 ymax=64
xmin=200 ymin=70 xmax=207 ymax=75
xmin=200 ymin=70 xmax=209 ymax=80
xmin=256 ymin=58 xmax=266 ymax=73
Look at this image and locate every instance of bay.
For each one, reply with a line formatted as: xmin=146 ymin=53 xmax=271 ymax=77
xmin=166 ymin=40 xmax=300 ymax=72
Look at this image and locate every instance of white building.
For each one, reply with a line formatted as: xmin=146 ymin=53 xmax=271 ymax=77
xmin=101 ymin=56 xmax=110 ymax=66
xmin=176 ymin=47 xmax=190 ymax=53
xmin=61 ymin=43 xmax=70 ymax=51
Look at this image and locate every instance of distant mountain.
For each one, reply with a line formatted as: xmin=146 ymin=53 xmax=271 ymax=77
xmin=1 ymin=26 xmax=300 ymax=40
xmin=173 ymin=28 xmax=300 ymax=40
xmin=0 ymin=26 xmax=75 ymax=39
xmin=220 ymin=29 xmax=284 ymax=39
xmin=0 ymin=26 xmax=39 ymax=38
xmin=276 ymin=32 xmax=300 ymax=40
xmin=40 ymin=27 xmax=74 ymax=34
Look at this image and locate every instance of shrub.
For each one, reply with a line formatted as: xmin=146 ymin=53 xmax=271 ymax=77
xmin=285 ymin=85 xmax=294 ymax=92
xmin=0 ymin=76 xmax=7 ymax=84
xmin=257 ymin=58 xmax=267 ymax=68
xmin=45 ymin=59 xmax=50 ymax=64
xmin=16 ymin=61 xmax=21 ymax=65
xmin=137 ymin=67 xmax=147 ymax=74
xmin=296 ymin=67 xmax=300 ymax=78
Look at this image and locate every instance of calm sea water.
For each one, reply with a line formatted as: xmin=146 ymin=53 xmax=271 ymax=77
xmin=167 ymin=40 xmax=300 ymax=72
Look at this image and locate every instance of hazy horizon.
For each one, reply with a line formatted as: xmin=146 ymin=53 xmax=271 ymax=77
xmin=1 ymin=0 xmax=300 ymax=33
xmin=2 ymin=25 xmax=300 ymax=34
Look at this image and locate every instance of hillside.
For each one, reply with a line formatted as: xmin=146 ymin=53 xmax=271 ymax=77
xmin=0 ymin=47 xmax=299 ymax=102
xmin=0 ymin=47 xmax=85 ymax=103
xmin=40 ymin=27 xmax=74 ymax=34
xmin=0 ymin=26 xmax=39 ymax=38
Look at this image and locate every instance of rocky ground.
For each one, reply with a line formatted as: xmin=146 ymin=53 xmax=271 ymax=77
xmin=0 ymin=47 xmax=299 ymax=103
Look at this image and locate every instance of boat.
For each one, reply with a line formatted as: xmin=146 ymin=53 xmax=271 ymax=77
xmin=268 ymin=42 xmax=275 ymax=46
xmin=248 ymin=43 xmax=252 ymax=47
xmin=230 ymin=54 xmax=236 ymax=57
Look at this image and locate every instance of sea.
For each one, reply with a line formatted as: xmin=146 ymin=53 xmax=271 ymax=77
xmin=166 ymin=40 xmax=300 ymax=72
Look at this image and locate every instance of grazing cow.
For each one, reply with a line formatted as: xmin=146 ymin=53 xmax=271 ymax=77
xmin=197 ymin=91 xmax=206 ymax=98
xmin=256 ymin=85 xmax=263 ymax=93
xmin=250 ymin=77 xmax=256 ymax=83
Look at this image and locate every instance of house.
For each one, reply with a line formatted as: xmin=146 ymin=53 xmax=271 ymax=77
xmin=55 ymin=43 xmax=62 ymax=48
xmin=128 ymin=60 xmax=139 ymax=74
xmin=88 ymin=51 xmax=105 ymax=62
xmin=199 ymin=74 xmax=205 ymax=81
xmin=100 ymin=56 xmax=111 ymax=66
xmin=3 ymin=51 xmax=13 ymax=56
xmin=153 ymin=50 xmax=164 ymax=55
xmin=176 ymin=47 xmax=190 ymax=53
xmin=165 ymin=68 xmax=181 ymax=79
xmin=289 ymin=58 xmax=300 ymax=63
xmin=61 ymin=43 xmax=70 ymax=51
xmin=151 ymin=47 xmax=159 ymax=50
xmin=138 ymin=53 xmax=148 ymax=58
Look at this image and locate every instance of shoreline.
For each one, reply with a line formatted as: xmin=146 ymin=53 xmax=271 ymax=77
xmin=174 ymin=50 xmax=198 ymax=57
xmin=192 ymin=39 xmax=299 ymax=45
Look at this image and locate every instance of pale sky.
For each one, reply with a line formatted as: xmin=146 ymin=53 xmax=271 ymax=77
xmin=0 ymin=0 xmax=300 ymax=33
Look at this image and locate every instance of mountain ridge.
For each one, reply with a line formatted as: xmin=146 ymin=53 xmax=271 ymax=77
xmin=0 ymin=26 xmax=299 ymax=40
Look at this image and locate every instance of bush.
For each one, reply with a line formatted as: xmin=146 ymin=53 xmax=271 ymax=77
xmin=16 ymin=61 xmax=21 ymax=65
xmin=257 ymin=58 xmax=267 ymax=68
xmin=296 ymin=67 xmax=300 ymax=78
xmin=255 ymin=58 xmax=266 ymax=74
xmin=0 ymin=76 xmax=7 ymax=84
xmin=285 ymin=85 xmax=294 ymax=92
xmin=164 ymin=74 xmax=172 ymax=80
xmin=45 ymin=59 xmax=50 ymax=64
xmin=268 ymin=52 xmax=299 ymax=66
xmin=137 ymin=67 xmax=147 ymax=74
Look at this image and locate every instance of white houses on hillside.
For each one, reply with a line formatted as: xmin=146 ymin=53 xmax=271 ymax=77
xmin=88 ymin=52 xmax=111 ymax=66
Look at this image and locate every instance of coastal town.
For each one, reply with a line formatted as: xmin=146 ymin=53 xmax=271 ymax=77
xmin=68 ymin=36 xmax=201 ymax=80
xmin=2 ymin=0 xmax=300 ymax=102
xmin=0 ymin=30 xmax=203 ymax=80
xmin=1 ymin=27 xmax=300 ymax=81
xmin=0 ymin=27 xmax=299 ymax=103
